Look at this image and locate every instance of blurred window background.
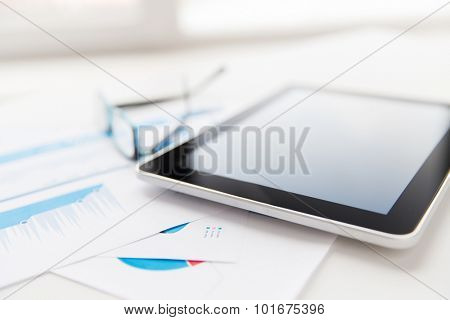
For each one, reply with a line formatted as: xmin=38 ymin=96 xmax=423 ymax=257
xmin=1 ymin=0 xmax=449 ymax=58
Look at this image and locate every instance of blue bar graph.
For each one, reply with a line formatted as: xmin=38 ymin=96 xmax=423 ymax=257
xmin=0 ymin=185 xmax=101 ymax=230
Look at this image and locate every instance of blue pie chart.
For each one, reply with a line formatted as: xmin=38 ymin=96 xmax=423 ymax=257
xmin=119 ymin=258 xmax=203 ymax=271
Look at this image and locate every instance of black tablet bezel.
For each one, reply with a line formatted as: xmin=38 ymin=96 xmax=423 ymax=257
xmin=139 ymin=87 xmax=450 ymax=235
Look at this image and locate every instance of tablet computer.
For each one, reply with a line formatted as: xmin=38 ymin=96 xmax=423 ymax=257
xmin=138 ymin=87 xmax=449 ymax=248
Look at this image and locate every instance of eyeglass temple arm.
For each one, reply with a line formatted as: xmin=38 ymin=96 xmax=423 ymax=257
xmin=116 ymin=66 xmax=226 ymax=109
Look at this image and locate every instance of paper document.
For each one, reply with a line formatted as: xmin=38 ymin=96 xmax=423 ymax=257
xmin=55 ymin=212 xmax=336 ymax=299
xmin=103 ymin=208 xmax=248 ymax=262
xmin=0 ymin=183 xmax=125 ymax=288
xmin=0 ymin=133 xmax=129 ymax=202
xmin=0 ymin=167 xmax=221 ymax=288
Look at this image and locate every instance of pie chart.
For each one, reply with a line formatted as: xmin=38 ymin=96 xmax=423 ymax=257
xmin=118 ymin=258 xmax=203 ymax=271
xmin=117 ymin=221 xmax=203 ymax=271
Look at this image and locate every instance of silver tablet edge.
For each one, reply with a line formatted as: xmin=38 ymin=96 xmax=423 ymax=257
xmin=136 ymin=165 xmax=449 ymax=249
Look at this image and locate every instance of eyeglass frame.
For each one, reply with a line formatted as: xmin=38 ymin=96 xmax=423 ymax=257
xmin=102 ymin=66 xmax=226 ymax=160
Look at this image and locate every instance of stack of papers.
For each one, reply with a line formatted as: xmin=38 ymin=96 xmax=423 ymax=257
xmin=55 ymin=209 xmax=335 ymax=299
xmin=0 ymin=90 xmax=335 ymax=299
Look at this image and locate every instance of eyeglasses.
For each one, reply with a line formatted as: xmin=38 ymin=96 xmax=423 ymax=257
xmin=104 ymin=67 xmax=225 ymax=160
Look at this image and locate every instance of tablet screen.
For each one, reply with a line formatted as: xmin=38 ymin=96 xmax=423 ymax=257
xmin=189 ymin=88 xmax=449 ymax=214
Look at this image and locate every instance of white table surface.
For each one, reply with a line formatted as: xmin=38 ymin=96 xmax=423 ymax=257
xmin=1 ymin=27 xmax=449 ymax=299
